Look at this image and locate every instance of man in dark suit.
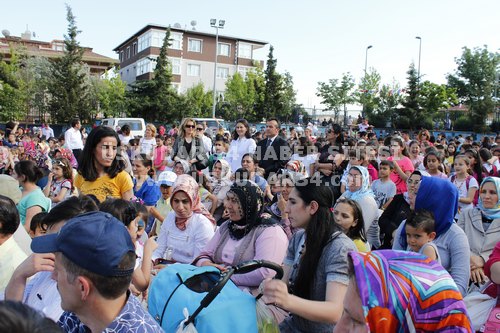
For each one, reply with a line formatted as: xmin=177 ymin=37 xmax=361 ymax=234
xmin=255 ymin=117 xmax=291 ymax=179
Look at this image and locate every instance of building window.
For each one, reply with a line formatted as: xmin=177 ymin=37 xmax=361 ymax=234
xmin=151 ymin=30 xmax=166 ymax=48
xmin=138 ymin=31 xmax=152 ymax=52
xmin=170 ymin=58 xmax=181 ymax=75
xmin=216 ymin=67 xmax=229 ymax=79
xmin=171 ymin=83 xmax=181 ymax=93
xmin=188 ymin=39 xmax=202 ymax=53
xmin=126 ymin=46 xmax=131 ymax=59
xmin=238 ymin=66 xmax=252 ymax=78
xmin=137 ymin=58 xmax=153 ymax=76
xmin=119 ymin=51 xmax=123 ymax=62
xmin=171 ymin=32 xmax=182 ymax=50
xmin=218 ymin=43 xmax=230 ymax=56
xmin=187 ymin=64 xmax=200 ymax=77
xmin=238 ymin=43 xmax=252 ymax=59
xmin=133 ymin=42 xmax=137 ymax=55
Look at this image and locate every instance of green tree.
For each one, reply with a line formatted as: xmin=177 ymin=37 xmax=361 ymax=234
xmin=48 ymin=5 xmax=92 ymax=123
xmin=316 ymin=73 xmax=356 ymax=125
xmin=370 ymin=82 xmax=404 ymax=128
xmin=184 ymin=82 xmax=213 ymax=117
xmin=262 ymin=45 xmax=283 ymax=118
xmin=91 ymin=69 xmax=127 ymax=118
xmin=0 ymin=49 xmax=27 ymax=121
xmin=447 ymin=46 xmax=499 ymax=131
xmin=21 ymin=57 xmax=52 ymax=122
xmin=357 ymin=69 xmax=381 ymax=117
xmin=398 ymin=63 xmax=422 ymax=129
xmin=279 ymin=71 xmax=296 ymax=123
xmin=419 ymin=81 xmax=458 ymax=125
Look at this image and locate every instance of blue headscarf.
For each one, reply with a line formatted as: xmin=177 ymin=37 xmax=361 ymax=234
xmin=477 ymin=177 xmax=500 ymax=219
xmin=399 ymin=176 xmax=459 ymax=248
xmin=342 ymin=166 xmax=374 ymax=201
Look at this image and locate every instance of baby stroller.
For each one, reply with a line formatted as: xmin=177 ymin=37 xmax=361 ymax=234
xmin=148 ymin=260 xmax=283 ymax=333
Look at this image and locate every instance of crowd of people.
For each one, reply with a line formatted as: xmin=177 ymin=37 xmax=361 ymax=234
xmin=1 ymin=115 xmax=500 ymax=332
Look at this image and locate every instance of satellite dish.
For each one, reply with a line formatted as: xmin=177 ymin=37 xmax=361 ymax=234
xmin=2 ymin=29 xmax=10 ymax=37
xmin=190 ymin=20 xmax=197 ymax=30
xmin=173 ymin=23 xmax=182 ymax=29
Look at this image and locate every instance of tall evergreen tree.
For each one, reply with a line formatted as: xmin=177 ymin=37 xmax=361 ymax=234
xmin=398 ymin=63 xmax=421 ymax=129
xmin=262 ymin=45 xmax=283 ymax=118
xmin=127 ymin=28 xmax=178 ymax=122
xmin=48 ymin=5 xmax=91 ymax=123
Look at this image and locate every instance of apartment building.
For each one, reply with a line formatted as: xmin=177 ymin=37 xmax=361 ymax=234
xmin=113 ymin=24 xmax=268 ymax=95
xmin=0 ymin=30 xmax=118 ymax=76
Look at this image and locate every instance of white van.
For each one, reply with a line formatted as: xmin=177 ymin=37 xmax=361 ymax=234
xmin=101 ymin=118 xmax=146 ymax=138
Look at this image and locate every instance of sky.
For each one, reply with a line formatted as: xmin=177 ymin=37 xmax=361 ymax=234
xmin=2 ymin=0 xmax=499 ymax=112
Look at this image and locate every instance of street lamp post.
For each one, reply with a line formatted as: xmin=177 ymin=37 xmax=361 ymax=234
xmin=415 ymin=36 xmax=422 ymax=83
xmin=211 ymin=19 xmax=225 ymax=118
xmin=362 ymin=45 xmax=373 ymax=119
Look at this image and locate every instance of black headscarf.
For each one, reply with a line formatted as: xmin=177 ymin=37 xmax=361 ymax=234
xmin=227 ymin=180 xmax=274 ymax=239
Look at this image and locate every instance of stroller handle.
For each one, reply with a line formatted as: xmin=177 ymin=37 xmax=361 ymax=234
xmin=184 ymin=259 xmax=283 ymax=327
xmin=233 ymin=259 xmax=284 ymax=280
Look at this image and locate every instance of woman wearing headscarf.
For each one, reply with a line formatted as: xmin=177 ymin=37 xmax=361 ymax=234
xmin=340 ymin=166 xmax=380 ymax=249
xmin=172 ymin=159 xmax=190 ymax=176
xmin=458 ymin=176 xmax=500 ymax=288
xmin=152 ymin=174 xmax=215 ymax=265
xmin=209 ymin=159 xmax=232 ymax=221
xmin=334 ymin=250 xmax=472 ymax=332
xmin=393 ymin=176 xmax=471 ymax=296
xmin=459 ymin=177 xmax=500 ymax=330
xmin=195 ymin=180 xmax=288 ymax=290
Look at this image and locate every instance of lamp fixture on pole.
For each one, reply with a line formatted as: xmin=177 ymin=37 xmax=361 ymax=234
xmin=361 ymin=45 xmax=373 ymax=119
xmin=211 ymin=19 xmax=225 ymax=118
xmin=415 ymin=36 xmax=422 ymax=82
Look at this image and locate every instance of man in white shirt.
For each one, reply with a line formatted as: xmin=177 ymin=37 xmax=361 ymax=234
xmin=64 ymin=118 xmax=84 ymax=162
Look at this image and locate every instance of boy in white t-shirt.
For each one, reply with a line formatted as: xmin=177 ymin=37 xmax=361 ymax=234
xmin=371 ymin=160 xmax=397 ymax=210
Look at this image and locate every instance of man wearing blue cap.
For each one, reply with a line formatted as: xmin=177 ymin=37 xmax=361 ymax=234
xmin=31 ymin=211 xmax=163 ymax=333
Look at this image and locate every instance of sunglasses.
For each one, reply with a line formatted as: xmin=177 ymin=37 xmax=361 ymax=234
xmin=185 ymin=125 xmax=195 ymax=129
xmin=52 ymin=160 xmax=66 ymax=167
xmin=196 ymin=128 xmax=204 ymax=131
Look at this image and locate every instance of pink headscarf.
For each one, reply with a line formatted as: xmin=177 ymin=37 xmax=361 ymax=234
xmin=170 ymin=174 xmax=216 ymax=230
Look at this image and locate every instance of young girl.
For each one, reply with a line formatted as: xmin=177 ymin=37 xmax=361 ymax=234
xmin=43 ymin=158 xmax=73 ymax=207
xmin=190 ymin=170 xmax=218 ymax=215
xmin=387 ymin=137 xmax=415 ymax=194
xmin=424 ymin=151 xmax=447 ymax=179
xmin=446 ymin=142 xmax=457 ymax=167
xmin=208 ymin=136 xmax=228 ymax=172
xmin=139 ymin=123 xmax=157 ymax=157
xmin=465 ymin=149 xmax=484 ymax=206
xmin=132 ymin=154 xmax=161 ymax=209
xmin=153 ymin=135 xmax=168 ymax=173
xmin=450 ymin=154 xmax=478 ymax=214
xmin=405 ymin=209 xmax=439 ymax=262
xmin=408 ymin=140 xmax=424 ymax=170
xmin=241 ymin=153 xmax=272 ymax=201
xmin=99 ymin=198 xmax=157 ymax=294
xmin=333 ymin=198 xmax=369 ymax=252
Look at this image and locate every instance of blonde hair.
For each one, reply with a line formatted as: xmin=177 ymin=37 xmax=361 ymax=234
xmin=145 ymin=123 xmax=157 ymax=137
xmin=179 ymin=118 xmax=196 ymax=139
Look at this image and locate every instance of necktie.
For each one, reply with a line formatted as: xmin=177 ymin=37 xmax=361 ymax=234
xmin=267 ymin=139 xmax=272 ymax=147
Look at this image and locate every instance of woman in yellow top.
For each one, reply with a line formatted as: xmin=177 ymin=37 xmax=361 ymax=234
xmin=75 ymin=126 xmax=133 ymax=202
xmin=332 ymin=198 xmax=370 ymax=252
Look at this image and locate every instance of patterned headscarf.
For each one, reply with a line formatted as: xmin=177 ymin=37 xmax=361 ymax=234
xmin=174 ymin=160 xmax=190 ymax=175
xmin=170 ymin=174 xmax=216 ymax=230
xmin=477 ymin=176 xmax=500 ymax=219
xmin=350 ymin=250 xmax=472 ymax=333
xmin=211 ymin=159 xmax=232 ymax=196
xmin=55 ymin=148 xmax=78 ymax=168
xmin=342 ymin=166 xmax=374 ymax=201
xmin=227 ymin=180 xmax=266 ymax=239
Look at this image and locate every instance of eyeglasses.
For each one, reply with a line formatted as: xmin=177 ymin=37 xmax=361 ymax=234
xmin=185 ymin=125 xmax=195 ymax=129
xmin=196 ymin=128 xmax=204 ymax=131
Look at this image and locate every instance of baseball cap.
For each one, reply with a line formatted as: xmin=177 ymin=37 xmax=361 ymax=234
xmin=31 ymin=211 xmax=135 ymax=277
xmin=0 ymin=175 xmax=22 ymax=204
xmin=157 ymin=170 xmax=177 ymax=186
